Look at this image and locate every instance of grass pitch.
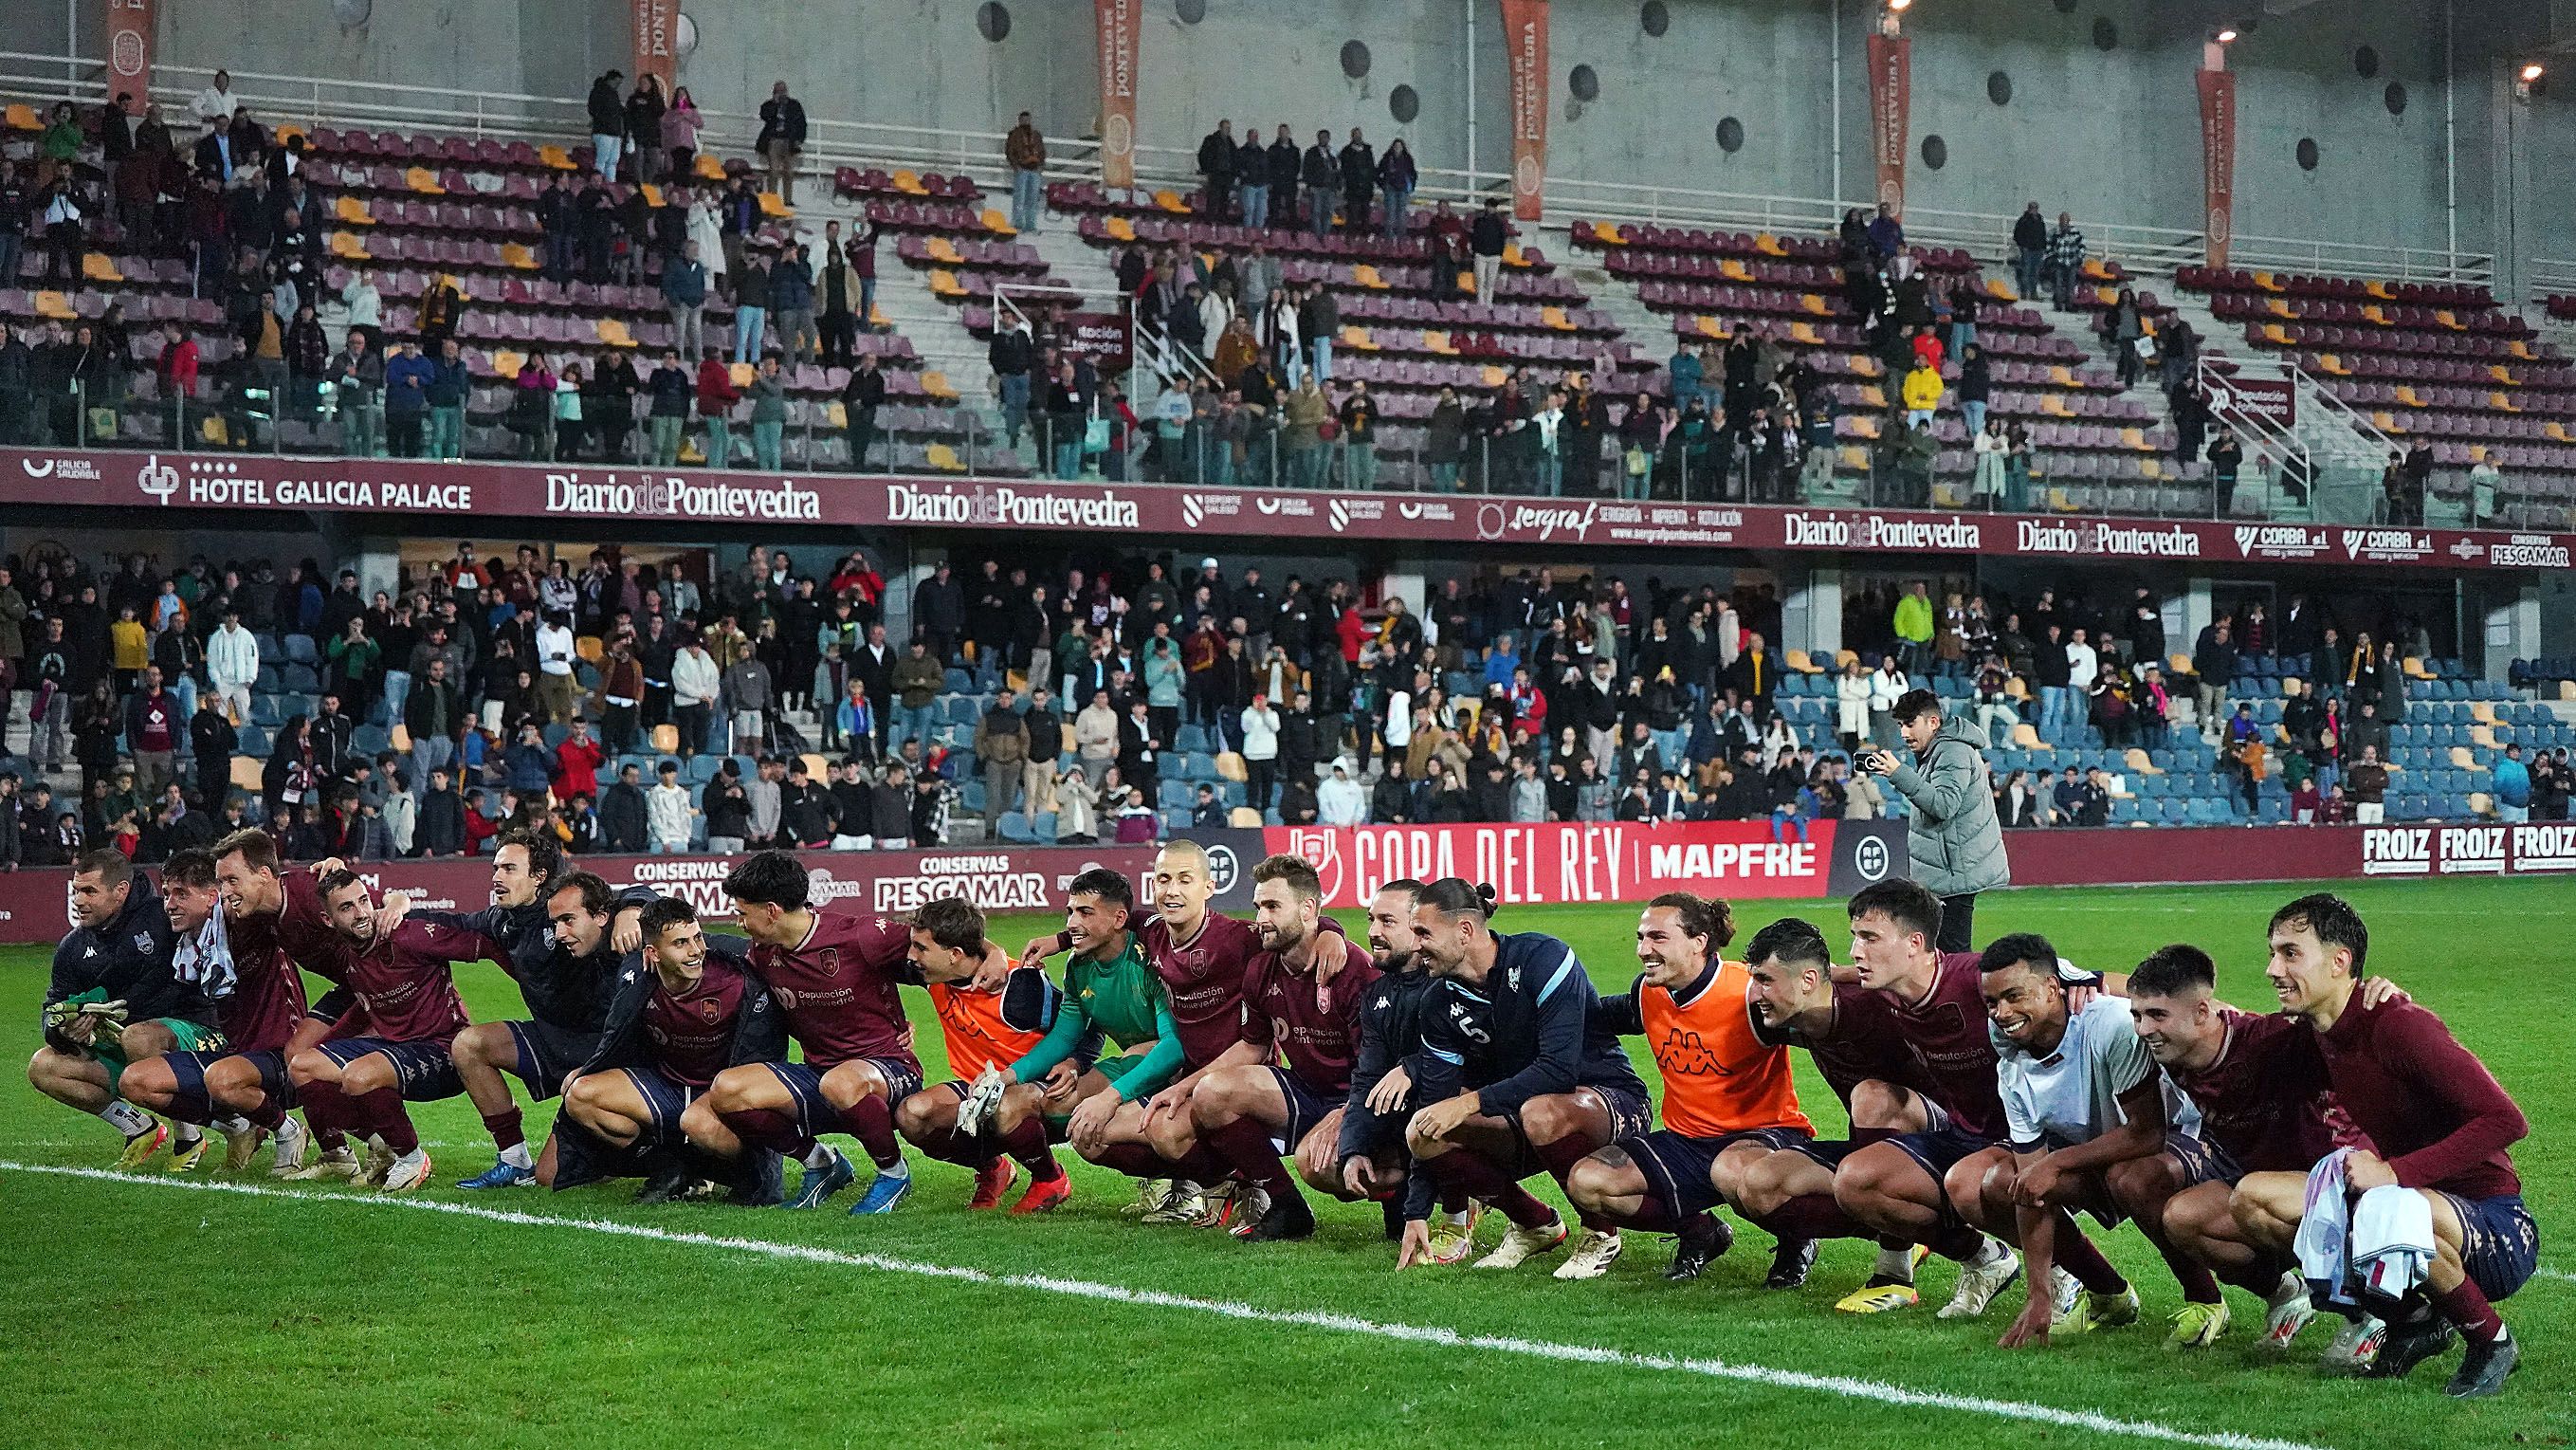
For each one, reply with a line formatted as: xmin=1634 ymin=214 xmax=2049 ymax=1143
xmin=0 ymin=879 xmax=2568 ymax=1450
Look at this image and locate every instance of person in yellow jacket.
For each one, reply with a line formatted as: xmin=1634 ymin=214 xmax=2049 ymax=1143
xmin=110 ymin=604 xmax=150 ymax=690
xmin=1901 ymin=359 xmax=1945 ymax=428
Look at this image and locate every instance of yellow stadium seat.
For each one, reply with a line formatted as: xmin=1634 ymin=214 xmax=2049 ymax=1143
xmin=891 ymin=169 xmax=926 ymax=195
xmin=1720 ymin=259 xmax=1754 ymax=283
xmin=924 ymin=442 xmax=967 ymax=472
xmin=33 ymin=291 xmax=75 ymax=320
xmin=920 ymin=371 xmax=959 ymax=401
xmin=575 ymin=635 xmax=605 ymax=664
xmin=1834 ymin=650 xmax=1860 ymax=669
xmin=1352 ymin=264 xmax=1390 ymax=290
xmin=2469 ymin=792 xmax=2493 ymax=817
xmin=650 ymin=724 xmax=681 ymax=753
xmin=758 ymin=191 xmax=793 ymax=218
xmin=3 ymin=103 xmax=41 ymax=132
xmin=501 ymin=242 xmax=538 ymax=270
xmin=2449 ymin=745 xmax=2482 ymax=771
xmin=334 ymin=195 xmax=375 ymax=226
xmin=81 ymin=253 xmax=123 ymax=284
xmin=329 ymin=232 xmax=372 ymax=260
xmin=1104 ymin=214 xmax=1135 ymax=242
xmin=693 ymin=153 xmax=727 ymax=181
xmin=405 ymin=166 xmax=447 ymax=194
xmin=1215 ymin=752 xmax=1248 ymax=782
xmin=595 ymin=319 xmax=637 ymax=348
xmin=491 ymin=349 xmax=525 ymax=379
xmin=538 ymin=144 xmax=576 ymax=171
xmin=1228 ymin=807 xmax=1266 ymax=828
xmin=1155 ymin=190 xmax=1189 ymax=213
xmin=232 ymin=757 xmax=267 ymax=792
xmin=928 ymin=268 xmax=967 ymax=298
xmin=980 ymin=208 xmax=1016 ymax=236
xmin=728 ymin=362 xmax=755 ymax=388
xmin=2012 ymin=723 xmax=2049 ymax=750
xmin=1541 ymin=306 xmax=1575 ymax=331
xmin=925 ymin=236 xmax=964 ymax=264
xmin=640 ymin=183 xmax=665 ymax=208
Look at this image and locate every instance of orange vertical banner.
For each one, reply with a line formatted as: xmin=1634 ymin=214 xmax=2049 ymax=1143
xmin=1095 ymin=0 xmax=1140 ymax=191
xmin=1867 ymin=31 xmax=1909 ymax=218
xmin=2198 ymin=68 xmax=2237 ymax=269
xmin=1498 ymin=0 xmax=1549 ymax=220
xmin=103 ymin=0 xmax=154 ymax=99
xmin=630 ymin=0 xmax=677 ymax=92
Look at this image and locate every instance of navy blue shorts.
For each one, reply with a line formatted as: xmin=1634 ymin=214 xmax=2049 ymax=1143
xmin=1890 ymin=1125 xmax=2003 ymax=1224
xmin=2165 ymin=1131 xmax=2242 ymax=1190
xmin=2439 ymin=1192 xmax=2540 ymax=1302
xmin=317 ymin=1036 xmax=464 ymax=1101
xmin=307 ymin=987 xmax=354 ymax=1025
xmin=163 ymin=1046 xmax=297 ymax=1112
xmin=1623 ymin=1125 xmax=1815 ymax=1221
xmin=1270 ymin=1068 xmax=1339 ymax=1152
xmin=767 ymin=1056 xmax=926 ymax=1139
xmin=502 ymin=1019 xmax=607 ymax=1102
xmin=618 ymin=1065 xmax=698 ymax=1142
xmin=1498 ymin=1083 xmax=1654 ymax=1181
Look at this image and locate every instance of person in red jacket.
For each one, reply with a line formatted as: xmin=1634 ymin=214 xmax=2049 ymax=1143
xmin=695 ymin=346 xmax=739 ymax=468
xmin=157 ymin=322 xmax=200 ymax=397
xmin=553 ymin=717 xmax=606 ymax=804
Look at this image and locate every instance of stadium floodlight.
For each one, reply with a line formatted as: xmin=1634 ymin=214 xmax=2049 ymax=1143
xmin=2521 ymin=63 xmax=2546 ymax=83
xmin=1886 ymin=0 xmax=1912 ymax=10
xmin=2214 ymin=28 xmax=2238 ymax=44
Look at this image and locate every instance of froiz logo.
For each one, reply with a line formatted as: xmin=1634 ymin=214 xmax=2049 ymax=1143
xmin=138 ymin=455 xmax=181 ymax=505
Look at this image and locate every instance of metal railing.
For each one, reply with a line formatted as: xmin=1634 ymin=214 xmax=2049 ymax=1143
xmin=0 ymin=50 xmax=2494 ymax=290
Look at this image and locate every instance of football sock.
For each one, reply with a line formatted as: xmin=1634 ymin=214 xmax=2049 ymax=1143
xmin=2431 ymin=1279 xmax=2506 ymax=1345
xmin=1092 ymin=1140 xmax=1169 ymax=1182
xmin=2215 ymin=1258 xmax=2283 ymax=1294
xmin=719 ymin=1107 xmax=806 ymax=1157
xmin=1934 ymin=1222 xmax=1993 ymax=1264
xmin=2145 ymin=1238 xmax=2226 ymax=1303
xmin=97 ymin=1100 xmax=155 ymax=1138
xmin=1755 ymin=1194 xmax=1867 ymax=1244
xmin=1168 ymin=1140 xmax=1236 ymax=1187
xmin=1533 ymin=1129 xmax=1602 ymax=1185
xmin=1873 ymin=1244 xmax=1919 ymax=1281
xmin=1208 ymin=1117 xmax=1295 ymax=1200
xmin=907 ymin=1123 xmax=985 ymax=1168
xmin=802 ymin=1142 xmax=840 ymax=1171
xmin=212 ymin=1114 xmax=251 ymax=1135
xmin=2052 ymin=1218 xmax=2128 ymax=1294
xmin=1427 ymin=1149 xmax=1556 ymax=1231
xmin=165 ymin=1083 xmax=215 ymax=1128
xmin=996 ymin=1115 xmax=1065 ymax=1181
xmin=173 ymin=1123 xmax=204 ymax=1147
xmin=1619 ymin=1186 xmax=1682 ymax=1235
xmin=294 ymin=1087 xmax=349 ymax=1138
xmin=483 ymin=1106 xmax=525 ymax=1152
xmin=353 ymin=1090 xmax=421 ymax=1156
xmin=833 ymin=1093 xmax=903 ymax=1170
xmin=242 ymin=1094 xmax=287 ymax=1131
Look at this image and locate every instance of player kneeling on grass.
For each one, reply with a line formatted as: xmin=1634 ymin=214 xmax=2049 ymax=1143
xmin=2126 ymin=943 xmax=2391 ymax=1351
xmin=890 ymin=895 xmax=1074 ymax=1214
xmin=553 ymin=896 xmax=790 ymax=1204
xmin=962 ymin=869 xmax=1182 ymax=1210
xmin=287 ymin=870 xmax=505 ymax=1194
xmin=114 ymin=849 xmax=296 ymax=1174
xmin=2226 ymin=894 xmax=2535 ymax=1399
xmin=1951 ymin=933 xmax=2231 ymax=1349
xmin=1562 ymin=893 xmax=1815 ymax=1284
xmin=1135 ymin=853 xmax=1380 ymax=1242
xmin=1397 ymin=878 xmax=1653 ymax=1273
xmin=31 ymin=849 xmax=218 ymax=1168
xmin=690 ymin=852 xmax=926 ymax=1215
xmin=1297 ymin=880 xmax=1479 ymax=1262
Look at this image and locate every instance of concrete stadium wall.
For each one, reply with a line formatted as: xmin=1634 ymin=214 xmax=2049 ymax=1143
xmin=93 ymin=0 xmax=2571 ymax=268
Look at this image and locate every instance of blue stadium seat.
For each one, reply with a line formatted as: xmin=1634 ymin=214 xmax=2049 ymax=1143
xmin=283 ymin=634 xmax=320 ymax=666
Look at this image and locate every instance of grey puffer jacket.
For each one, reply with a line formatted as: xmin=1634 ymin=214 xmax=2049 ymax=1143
xmin=1887 ymin=715 xmax=2009 ymax=896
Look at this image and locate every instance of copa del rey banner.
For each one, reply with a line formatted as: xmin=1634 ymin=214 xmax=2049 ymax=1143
xmin=1095 ymin=0 xmax=1141 ymax=191
xmin=1268 ymin=820 xmax=1906 ymax=910
xmin=2198 ymin=67 xmax=2237 ymax=269
xmin=1499 ymin=0 xmax=1548 ymax=221
xmin=103 ymin=0 xmax=155 ymax=97
xmin=1867 ymin=31 xmax=1909 ymax=218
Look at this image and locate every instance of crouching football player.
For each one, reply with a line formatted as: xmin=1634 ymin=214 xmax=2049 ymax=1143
xmin=890 ymin=895 xmax=1072 ymax=1213
xmin=553 ymin=896 xmax=789 ymax=1204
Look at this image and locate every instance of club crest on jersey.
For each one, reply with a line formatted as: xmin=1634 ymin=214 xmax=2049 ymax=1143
xmin=698 ymin=999 xmax=724 ymax=1022
xmin=134 ymin=932 xmax=155 ymax=953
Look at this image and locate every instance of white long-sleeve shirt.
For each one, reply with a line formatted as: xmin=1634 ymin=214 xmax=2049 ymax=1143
xmin=671 ymin=648 xmax=721 ymax=707
xmin=536 ymin=621 xmax=576 ymax=678
xmin=206 ymin=624 xmax=261 ymax=689
xmin=647 ymin=781 xmax=695 ymax=845
xmin=1238 ymin=706 xmax=1278 ymax=762
xmin=1317 ymin=774 xmax=1366 ymax=826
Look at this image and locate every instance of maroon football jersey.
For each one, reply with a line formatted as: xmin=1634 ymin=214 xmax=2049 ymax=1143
xmin=1758 ymin=980 xmax=1933 ymax=1113
xmin=642 ymin=956 xmax=751 ymax=1088
xmin=2168 ymin=1008 xmax=2366 ymax=1174
xmin=215 ymin=942 xmax=309 ymax=1055
xmin=742 ymin=911 xmax=918 ymax=1073
xmin=227 ymin=869 xmax=348 ymax=989
xmin=1238 ymin=918 xmax=1380 ymax=1096
xmin=323 ymin=918 xmax=497 ymax=1045
xmin=1881 ymin=950 xmax=2008 ymax=1140
xmin=1139 ymin=910 xmax=1260 ymax=1070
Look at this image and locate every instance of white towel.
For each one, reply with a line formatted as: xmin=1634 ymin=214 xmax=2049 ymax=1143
xmin=2294 ymin=1147 xmax=2355 ymax=1307
xmin=173 ymin=907 xmax=237 ymax=1001
xmin=2352 ymin=1184 xmax=2438 ymax=1304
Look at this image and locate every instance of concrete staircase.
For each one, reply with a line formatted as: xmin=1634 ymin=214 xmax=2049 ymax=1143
xmin=784 ymin=192 xmax=1009 ymax=450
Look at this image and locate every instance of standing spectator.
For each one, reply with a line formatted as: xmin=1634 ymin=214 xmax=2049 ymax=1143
xmin=757 ymin=81 xmax=807 ymax=204
xmin=2494 ymin=744 xmax=2532 ymax=824
xmin=624 ymin=74 xmax=667 ymax=185
xmin=1240 ymin=691 xmax=1280 ymax=814
xmin=748 ymin=355 xmax=788 ymax=470
xmin=38 ymin=175 xmax=82 ymax=284
xmin=2046 ymin=211 xmax=2086 ymax=312
xmin=1377 ymin=138 xmax=1417 ymax=239
xmin=1338 ymin=380 xmax=1379 ymax=490
xmin=732 ymin=251 xmax=771 ymax=364
xmin=889 ymin=639 xmax=943 ymax=750
xmin=1336 ymin=127 xmax=1376 ymax=235
xmin=1470 ymin=199 xmax=1507 ymax=303
xmin=695 ymin=347 xmax=739 ymax=466
xmin=1234 ymin=120 xmax=1272 ymax=229
xmin=205 ymin=608 xmax=258 ymax=723
xmin=989 ymin=316 xmax=1033 ymax=450
xmin=329 ymin=330 xmax=384 ymax=458
xmin=586 ymin=70 xmax=627 ymax=181
xmin=381 ymin=337 xmax=432 ymax=457
xmin=974 ymin=688 xmax=1030 ymax=832
xmin=663 ymin=239 xmax=708 ymax=360
xmin=772 ymin=244 xmax=816 ymax=365
xmin=2010 ymin=201 xmax=2048 ymax=301
xmin=842 ymin=352 xmax=886 ymax=469
xmin=1861 ymin=690 xmax=2008 ymax=950
xmin=1004 ymin=111 xmax=1047 ymax=233
xmin=2190 ymin=615 xmax=2234 ymax=740
xmin=661 ymin=85 xmax=703 ymax=177
xmin=1901 ymin=355 xmax=1943 ymax=430
xmin=1196 ymin=119 xmax=1236 ymax=219
xmin=1300 ymin=129 xmax=1338 ymax=238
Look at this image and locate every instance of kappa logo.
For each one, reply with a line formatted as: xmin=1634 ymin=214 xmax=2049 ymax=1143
xmin=137 ymin=454 xmax=180 ymax=505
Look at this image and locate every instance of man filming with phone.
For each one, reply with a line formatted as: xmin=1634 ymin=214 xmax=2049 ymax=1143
xmin=1854 ymin=688 xmax=2008 ymax=952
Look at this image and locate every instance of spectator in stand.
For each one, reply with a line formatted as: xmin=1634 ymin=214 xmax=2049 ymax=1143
xmin=1337 ymin=127 xmax=1376 ymax=236
xmin=1378 ymin=138 xmax=1417 ymax=239
xmin=1300 ymin=129 xmax=1338 ymax=239
xmin=586 ymin=69 xmax=627 ymax=180
xmin=660 ymin=84 xmax=703 ymax=177
xmin=328 ymin=330 xmax=384 ymax=458
xmin=695 ymin=347 xmax=739 ymax=466
xmin=2046 ymin=211 xmax=2086 ymax=312
xmin=1197 ymin=119 xmax=1236 ymax=219
xmin=1004 ymin=111 xmax=1046 ymax=233
xmin=741 ymin=81 xmax=805 ymax=205
xmin=842 ymin=352 xmax=886 ymax=470
xmin=1264 ymin=123 xmax=1300 ymax=232
xmin=748 ymin=356 xmax=787 ymax=470
xmin=2494 ymin=743 xmax=2532 ymax=824
xmin=2190 ymin=615 xmax=2234 ymax=740
xmin=2010 ymin=200 xmax=2048 ymax=299
xmin=663 ymin=238 xmax=708 ymax=360
xmin=990 ymin=315 xmax=1033 ymax=450
xmin=1891 ymin=581 xmax=1934 ymax=674
xmin=974 ymin=688 xmax=1029 ymax=833
xmin=1471 ymin=198 xmax=1508 ymax=303
xmin=1901 ymin=354 xmax=1943 ymax=430
xmin=732 ymin=252 xmax=772 ymax=365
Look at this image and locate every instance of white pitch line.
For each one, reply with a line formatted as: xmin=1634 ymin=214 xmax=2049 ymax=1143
xmin=4 ymin=1161 xmax=2329 ymax=1450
